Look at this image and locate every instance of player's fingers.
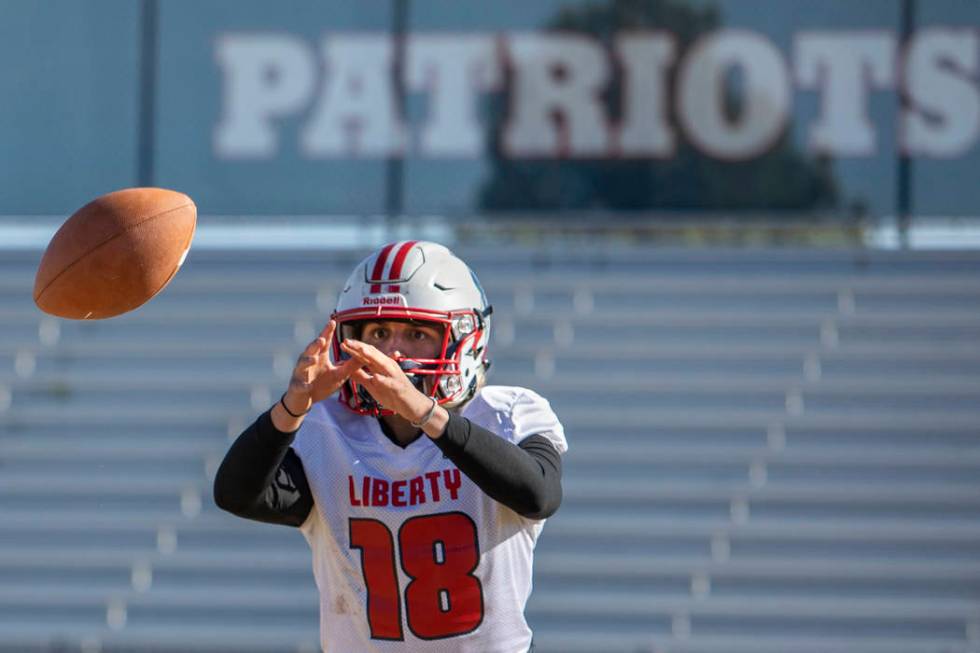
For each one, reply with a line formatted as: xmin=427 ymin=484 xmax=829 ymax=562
xmin=318 ymin=321 xmax=336 ymax=352
xmin=331 ymin=355 xmax=361 ymax=380
xmin=343 ymin=346 xmax=400 ymax=383
xmin=352 ymin=368 xmax=376 ymax=387
xmin=341 ymin=338 xmax=366 ymax=353
xmin=343 ymin=339 xmax=385 ymax=357
xmin=340 ymin=340 xmax=377 ymax=366
xmin=297 ymin=353 xmax=317 ymax=367
xmin=343 ymin=340 xmax=400 ymax=374
xmin=339 ymin=356 xmax=361 ymax=373
xmin=302 ymin=337 xmax=325 ymax=356
xmin=339 ymin=341 xmax=365 ymax=362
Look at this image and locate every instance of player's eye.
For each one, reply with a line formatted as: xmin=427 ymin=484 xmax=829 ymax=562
xmin=410 ymin=329 xmax=429 ymax=341
xmin=365 ymin=326 xmax=388 ymax=340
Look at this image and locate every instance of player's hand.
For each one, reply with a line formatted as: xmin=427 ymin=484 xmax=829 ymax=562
xmin=340 ymin=339 xmax=435 ymax=423
xmin=284 ymin=320 xmax=361 ymax=412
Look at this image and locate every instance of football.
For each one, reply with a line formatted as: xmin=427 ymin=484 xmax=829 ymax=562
xmin=33 ymin=187 xmax=197 ymax=320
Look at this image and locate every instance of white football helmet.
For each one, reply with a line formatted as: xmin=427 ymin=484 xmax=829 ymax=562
xmin=331 ymin=241 xmax=492 ymax=416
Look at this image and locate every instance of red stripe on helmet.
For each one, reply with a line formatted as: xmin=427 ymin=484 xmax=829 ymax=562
xmin=387 ymin=240 xmax=418 ymax=284
xmin=368 ymin=242 xmax=397 ymax=294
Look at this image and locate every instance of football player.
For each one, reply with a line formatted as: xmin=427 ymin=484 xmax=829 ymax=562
xmin=214 ymin=241 xmax=566 ymax=652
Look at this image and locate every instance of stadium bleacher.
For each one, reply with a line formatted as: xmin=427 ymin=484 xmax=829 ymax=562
xmin=1 ymin=245 xmax=979 ymax=653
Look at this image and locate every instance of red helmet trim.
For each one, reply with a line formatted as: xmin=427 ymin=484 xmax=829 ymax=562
xmin=368 ymin=243 xmax=397 ymax=294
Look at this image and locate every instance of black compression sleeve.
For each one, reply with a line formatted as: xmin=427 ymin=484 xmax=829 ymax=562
xmin=432 ymin=414 xmax=563 ymax=519
xmin=212 ymin=409 xmax=314 ymax=527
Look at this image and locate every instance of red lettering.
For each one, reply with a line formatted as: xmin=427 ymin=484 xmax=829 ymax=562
xmin=349 ymin=476 xmax=362 ymax=506
xmin=351 ymin=471 xmax=462 ymax=509
xmin=372 ymin=478 xmax=390 ymax=507
xmin=362 ymin=296 xmax=402 ymax=306
xmin=424 ymin=471 xmax=442 ymax=502
xmin=392 ymin=480 xmax=407 ymax=507
xmin=409 ymin=477 xmax=425 ymax=505
xmin=443 ymin=469 xmax=461 ymax=500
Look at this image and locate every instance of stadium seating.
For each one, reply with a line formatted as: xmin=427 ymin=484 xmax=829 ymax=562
xmin=1 ymin=245 xmax=978 ymax=652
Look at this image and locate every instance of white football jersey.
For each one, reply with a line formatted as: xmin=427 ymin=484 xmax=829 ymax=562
xmin=291 ymin=385 xmax=568 ymax=653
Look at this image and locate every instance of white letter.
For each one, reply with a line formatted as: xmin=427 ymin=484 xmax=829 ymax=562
xmin=903 ymin=29 xmax=980 ymax=157
xmin=504 ymin=33 xmax=611 ymax=157
xmin=301 ymin=35 xmax=406 ymax=157
xmin=616 ymin=33 xmax=677 ymax=157
xmin=796 ymin=32 xmax=895 ymax=155
xmin=214 ymin=34 xmax=315 ymax=158
xmin=405 ymin=35 xmax=500 ymax=156
xmin=678 ymin=30 xmax=791 ymax=160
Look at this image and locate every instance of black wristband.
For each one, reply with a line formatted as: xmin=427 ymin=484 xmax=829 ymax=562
xmin=279 ymin=392 xmax=311 ymax=418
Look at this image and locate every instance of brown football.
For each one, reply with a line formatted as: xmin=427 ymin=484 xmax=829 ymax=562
xmin=33 ymin=187 xmax=197 ymax=320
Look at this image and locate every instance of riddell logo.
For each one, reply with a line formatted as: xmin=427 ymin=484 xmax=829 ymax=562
xmin=363 ymin=295 xmax=402 ymax=306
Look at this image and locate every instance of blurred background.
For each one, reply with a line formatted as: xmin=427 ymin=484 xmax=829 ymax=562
xmin=2 ymin=0 xmax=980 ymax=651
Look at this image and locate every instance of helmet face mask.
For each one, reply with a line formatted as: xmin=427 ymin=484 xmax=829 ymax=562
xmin=330 ymin=241 xmax=492 ymax=416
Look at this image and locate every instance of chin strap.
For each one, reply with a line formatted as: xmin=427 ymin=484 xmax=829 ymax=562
xmin=355 ymin=382 xmax=383 ymax=416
